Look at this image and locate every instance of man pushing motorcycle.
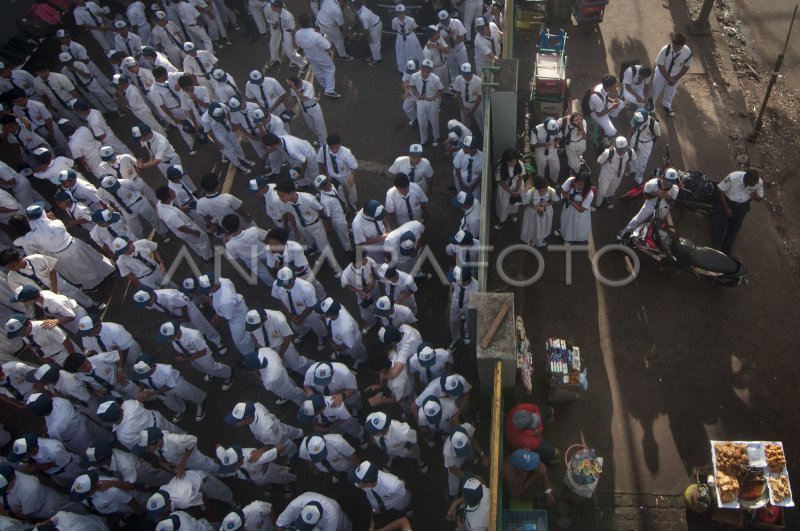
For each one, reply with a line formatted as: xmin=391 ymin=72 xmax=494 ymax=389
xmin=617 ymin=168 xmax=679 ymax=241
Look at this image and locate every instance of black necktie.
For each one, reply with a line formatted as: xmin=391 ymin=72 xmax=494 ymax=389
xmin=1 ymin=380 xmax=23 ymax=401
xmin=147 ymin=376 xmax=157 ymax=390
xmin=87 ymin=9 xmax=103 ymax=27
xmin=20 ymin=105 xmax=32 ymax=122
xmin=17 ymin=266 xmax=47 ymax=289
xmin=458 ymin=285 xmax=465 ymax=308
xmin=96 ymin=335 xmax=109 ymax=352
xmin=166 ymin=29 xmax=182 ymax=48
xmin=466 ymin=158 xmax=473 ymax=183
xmin=329 ymin=149 xmax=339 ymax=173
xmin=371 ymin=489 xmax=386 ymax=512
xmin=325 ymin=319 xmax=332 ymax=338
xmin=565 ymin=123 xmax=573 ymax=146
xmin=165 ymin=83 xmax=181 ymax=106
xmin=135 ymin=74 xmax=147 ymax=94
xmin=388 ymin=284 xmax=396 ymax=303
xmin=420 ymin=79 xmax=427 ymax=98
xmin=258 ymin=84 xmax=268 ymax=106
xmin=134 ymin=252 xmax=157 ymax=271
xmin=180 ymin=183 xmax=197 ymax=207
xmin=11 ymin=131 xmax=31 ymax=155
xmin=489 ymin=35 xmax=496 ymax=56
xmin=43 ymin=79 xmax=69 ymax=108
xmin=195 ymin=57 xmax=210 ymax=79
xmin=667 ymin=50 xmax=677 ymax=75
xmin=173 ymin=339 xmax=192 ymax=356
xmin=125 ymin=38 xmax=134 ymax=57
xmin=425 ymin=364 xmax=433 ymax=383
xmin=371 ymin=218 xmax=381 ymax=235
xmin=154 ymin=300 xmax=170 ymax=313
xmin=89 ymin=369 xmax=114 ymax=391
xmin=403 ymin=196 xmax=414 ymax=221
xmin=286 ymin=290 xmax=297 ymax=315
xmin=110 ymin=163 xmax=123 ymax=180
xmin=226 ymin=81 xmax=241 ymax=100
xmin=326 ymin=190 xmax=346 ymax=213
xmin=291 ymin=203 xmax=307 ymax=226
xmin=408 ymin=165 xmax=416 ymax=183
xmin=320 ymin=458 xmax=337 ymax=475
xmin=378 ymin=436 xmax=388 ymax=452
xmin=242 ymin=111 xmax=256 ymax=134
xmin=616 ymin=152 xmax=625 ymax=178
xmin=463 ymin=78 xmax=470 ymax=103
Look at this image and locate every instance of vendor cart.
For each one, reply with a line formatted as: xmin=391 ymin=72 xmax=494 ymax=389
xmin=529 ymin=29 xmax=570 ymax=124
xmin=573 ymin=0 xmax=609 ymax=25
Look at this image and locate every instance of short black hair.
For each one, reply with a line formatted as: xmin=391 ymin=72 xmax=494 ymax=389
xmin=672 ymin=33 xmax=687 ymax=46
xmin=200 ymin=173 xmax=219 ymax=192
xmin=5 ymin=88 xmax=26 ymax=101
xmin=275 ymin=180 xmax=295 ymax=194
xmin=639 ymin=66 xmax=653 ymax=78
xmin=152 ymin=66 xmax=167 ymax=79
xmin=62 ymin=352 xmax=87 ymax=373
xmin=178 ymin=75 xmax=194 ymax=88
xmin=262 ymin=133 xmax=281 ymax=146
xmin=155 ymin=185 xmax=172 ymax=201
xmin=393 ymin=173 xmax=410 ymax=188
xmin=299 ymin=13 xmax=311 ymax=27
xmin=744 ymin=168 xmax=761 ymax=182
xmin=601 ymin=74 xmax=617 ymax=88
xmin=267 ymin=227 xmax=289 ymax=243
xmin=221 ymin=213 xmax=240 ymax=233
xmin=0 ymin=115 xmax=17 ymax=125
xmin=533 ymin=176 xmax=549 ymax=190
xmin=326 ymin=133 xmax=341 ymax=146
xmin=0 ymin=248 xmax=21 ymax=266
xmin=287 ymin=76 xmax=301 ymax=86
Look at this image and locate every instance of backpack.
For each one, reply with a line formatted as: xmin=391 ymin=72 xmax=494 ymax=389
xmin=620 ymin=59 xmax=640 ymax=81
xmin=18 ymin=16 xmax=51 ymax=39
xmin=580 ymin=87 xmax=597 ymax=117
xmin=26 ymin=3 xmax=62 ymax=26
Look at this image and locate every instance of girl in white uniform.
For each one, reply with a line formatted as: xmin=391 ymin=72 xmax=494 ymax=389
xmin=520 ymin=177 xmax=558 ymax=248
xmin=559 ymin=173 xmax=594 ymax=243
xmin=392 ymin=5 xmax=424 ymax=74
xmin=493 ymin=148 xmax=525 ymax=230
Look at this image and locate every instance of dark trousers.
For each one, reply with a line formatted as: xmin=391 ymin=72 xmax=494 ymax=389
xmin=711 ymin=197 xmax=749 ymax=255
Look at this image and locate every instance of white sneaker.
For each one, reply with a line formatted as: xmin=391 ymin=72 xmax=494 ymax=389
xmin=590 ymin=206 xmax=597 ymax=212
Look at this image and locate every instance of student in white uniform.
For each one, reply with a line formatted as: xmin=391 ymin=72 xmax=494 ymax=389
xmin=155 ymin=185 xmax=214 ymax=261
xmin=628 ymin=109 xmax=661 ymax=185
xmin=81 ymin=440 xmax=171 ymax=488
xmin=77 ymin=314 xmax=143 ymax=372
xmin=447 ymin=266 xmax=478 ymax=349
xmin=182 ymin=45 xmax=219 ymax=97
xmin=12 ymin=204 xmax=117 ymax=290
xmin=353 ymin=0 xmax=382 ymax=65
xmin=220 ymin=215 xmax=273 ymax=287
xmin=96 ymin=399 xmax=185 ymax=451
xmin=452 ymin=136 xmax=484 ymax=197
xmin=651 ymin=33 xmax=693 ymax=116
xmin=594 ymin=136 xmax=636 ymax=208
xmin=271 ymin=267 xmax=328 ymax=350
xmin=618 ymin=169 xmax=679 ymax=240
xmin=349 ymin=460 xmax=411 ymax=518
xmin=368 ymin=326 xmax=416 ymax=414
xmin=288 ymin=76 xmax=327 ymax=147
xmin=315 ymin=175 xmax=352 ymax=252
xmin=382 ymin=220 xmax=425 ymax=276
xmin=58 ymin=57 xmax=117 ymax=116
xmin=558 ymin=172 xmax=594 ymax=243
xmin=373 ymin=295 xmax=417 ymax=329
xmin=152 ymin=11 xmax=187 ymax=67
xmin=443 ymin=423 xmax=490 ymax=496
xmin=0 ymin=360 xmax=38 ymax=408
xmin=474 ymin=18 xmax=502 ymax=73
xmin=26 ymin=393 xmax=113 ymax=454
xmin=266 ymin=134 xmax=321 ymax=188
xmin=296 ymin=13 xmax=339 ymax=97
xmin=340 ymin=251 xmax=381 ymax=333
xmin=315 ymin=0 xmax=352 ymax=60
xmin=530 ymin=118 xmax=562 ymax=183
xmin=303 ymin=361 xmax=362 ymax=412
xmin=5 ymin=313 xmax=75 ymax=366
xmin=409 ymin=342 xmax=453 ymax=392
xmin=23 ymin=362 xmax=93 ymax=413
xmin=221 ymin=500 xmax=276 ymax=531
xmin=165 ymin=166 xmax=204 ymax=227
xmin=492 ymin=147 xmax=525 ymax=231
xmin=156 ymin=321 xmax=234 ymax=390
xmin=196 ymin=173 xmax=252 ymax=234
xmin=111 ymin=237 xmax=173 ymax=290
xmin=264 ymin=229 xmax=324 ymax=296
xmin=228 ymin=98 xmax=270 ymax=165
xmin=114 ymin=75 xmax=166 ymax=136
xmin=316 ymin=297 xmax=368 ymax=369
xmin=210 ymin=67 xmax=242 ymax=102
xmin=0 ymin=463 xmax=84 ymax=520
xmin=300 ymin=434 xmax=358 ymax=483
xmin=178 ymin=75 xmax=212 ymax=136
xmin=215 ymin=443 xmax=296 ymax=494
xmin=621 ymin=64 xmax=653 ymax=108
xmin=377 ymin=264 xmax=419 ymax=314
xmin=98 ymin=145 xmax=156 ymax=203
xmin=558 ymin=111 xmax=587 ymax=175
xmin=266 ymin=0 xmax=309 ymax=70
xmin=132 ymin=426 xmax=219 ymax=475
xmin=63 ymin=351 xmax=139 ymax=399
xmin=392 ymin=5 xmax=423 ymax=74
xmin=365 ymin=411 xmax=427 ymax=471
xmin=144 ymin=470 xmax=234 ymax=519
xmin=175 ymin=0 xmax=214 ymax=51
xmin=384 ymin=173 xmax=428 ymax=228
xmin=276 ymin=492 xmax=353 ymax=531
xmin=69 ymin=469 xmax=148 ymax=517
xmin=589 ymin=74 xmax=623 ymax=137
xmin=201 ymin=103 xmax=255 ymax=174
xmin=130 ymin=353 xmax=207 ymax=423
xmin=410 ymin=59 xmax=444 ymax=147
xmin=10 ymin=284 xmax=88 ymax=335
xmin=242 ymin=347 xmax=306 ymax=405
xmin=436 ymin=11 xmax=468 ymax=82
xmin=133 ymin=286 xmax=224 ymax=349
xmin=389 ymin=143 xmax=434 ymax=197
xmin=413 ymin=373 xmax=473 ymax=432
xmin=245 ymin=307 xmax=312 ymax=376
xmin=447 ymin=476 xmax=490 ymax=530
xmin=245 ymin=70 xmax=288 ymax=117
xmin=275 ymin=179 xmax=329 ymax=252
xmin=32 ymin=66 xmax=83 ymax=123
xmin=191 ymin=272 xmax=254 ymax=355
xmin=298 ymin=393 xmax=365 ymax=442
xmin=520 ymin=177 xmax=558 ymax=248
xmin=7 ymin=433 xmax=85 ymax=488
xmin=224 ymin=400 xmax=304 ymax=459
xmin=150 ymin=66 xmax=197 ymax=153
xmin=100 ymin=176 xmax=168 ymax=241
xmin=315 ymin=134 xmax=358 ymax=208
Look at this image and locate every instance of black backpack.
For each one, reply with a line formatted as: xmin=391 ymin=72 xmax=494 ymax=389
xmin=620 ymin=59 xmax=641 ymax=81
xmin=581 ymin=87 xmax=598 ymax=117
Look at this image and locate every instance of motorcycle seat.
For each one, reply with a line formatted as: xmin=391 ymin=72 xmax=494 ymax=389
xmin=673 ymin=237 xmax=741 ymax=274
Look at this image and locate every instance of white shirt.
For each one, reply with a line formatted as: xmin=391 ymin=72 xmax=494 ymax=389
xmin=73 ymin=2 xmax=106 ymax=29
xmin=415 ymin=373 xmax=472 ymax=406
xmin=83 ymin=479 xmax=134 ymax=515
xmin=530 ymin=123 xmax=563 ymax=147
xmin=474 ymin=26 xmax=500 ymax=65
xmin=641 ymin=178 xmax=679 ymax=210
xmin=277 ymin=134 xmax=316 ymax=167
xmin=147 ymin=288 xmax=193 ymax=316
xmin=326 ymin=307 xmax=360 ymax=349
xmin=351 ymin=210 xmax=384 ymax=245
xmin=50 ymin=511 xmax=108 ymax=531
xmin=14 ymin=218 xmax=74 ymax=255
xmin=303 ymin=361 xmax=356 ymax=394
xmin=0 ymin=70 xmax=36 ymax=96
xmin=254 ymin=347 xmax=290 ymax=387
xmin=210 ymin=278 xmax=248 ymax=321
xmin=360 ymin=470 xmax=409 ymax=512
xmin=160 ymin=470 xmax=207 ymax=510
xmin=463 ymin=484 xmax=491 ymax=530
xmin=385 ymin=184 xmax=428 ymax=224
xmin=316 ymin=145 xmax=357 ymax=181
xmin=388 ymin=156 xmax=434 ymax=189
xmin=299 ymin=433 xmax=354 ymax=472
xmin=196 ymin=192 xmax=242 ymax=222
xmin=158 ymin=201 xmax=201 ymax=234
xmin=372 ymin=420 xmax=417 ymax=455
xmin=317 ymin=0 xmax=344 ymax=28
xmin=379 ymin=270 xmax=417 ymax=301
xmin=271 ymin=277 xmax=317 ymax=316
xmin=265 ymin=240 xmax=311 ymax=273
xmin=12 ymin=99 xmax=51 ymax=130
xmin=152 ymin=21 xmax=186 ymax=50
xmin=378 ymin=304 xmax=417 ymax=328
xmin=340 ymin=257 xmax=379 ymax=293
xmin=143 ymin=131 xmax=179 ymax=164
xmin=183 ymin=51 xmax=217 ymax=81
xmin=718 ymin=171 xmax=764 ymax=204
xmin=241 ymin=500 xmax=274 ymax=531
xmin=114 ymin=31 xmax=143 ymax=58
xmin=244 ymin=77 xmax=285 ymax=110
xmin=319 ymin=186 xmax=348 ymax=221
xmin=229 ymin=102 xmax=265 ymax=137
xmin=248 ymin=402 xmax=294 ymax=445
xmin=443 ymin=422 xmax=476 ymax=468
xmin=453 ymin=149 xmax=484 ymax=185
xmin=283 ymin=191 xmax=323 ymax=227
xmin=179 ymin=86 xmax=211 ymax=122
xmin=151 ymin=73 xmax=186 ymax=110
xmin=276 ymin=492 xmax=347 ymax=531
xmin=75 ymin=350 xmax=124 ymax=391
xmin=34 ymin=72 xmax=76 ymax=108
xmin=383 ymin=220 xmax=424 ymax=255
xmin=176 ymin=1 xmax=202 ymax=26
xmin=225 ymin=226 xmax=269 ymax=264
xmin=139 ymin=363 xmax=181 ymax=391
xmin=261 ymin=183 xmax=287 ymax=221
xmin=43 ymin=397 xmax=83 ymax=443
xmin=295 ymin=28 xmax=332 ymax=62
xmin=33 ymin=155 xmax=74 ymax=182
xmin=439 ymin=19 xmax=467 ymax=51
xmin=154 ymin=432 xmax=200 ymax=464
xmin=417 ymin=396 xmax=458 ymax=431
xmin=82 ymin=321 xmax=136 ymax=355
xmin=114 ymin=399 xmax=163 ymax=449
xmin=211 ymin=73 xmax=242 ymax=103
xmin=116 ymin=239 xmax=160 ymax=279
xmin=410 ymin=72 xmax=444 ymax=99
xmin=122 ymin=83 xmax=149 ymax=111
xmin=250 ymin=309 xmax=292 ymax=349
xmin=0 ymin=361 xmax=36 ymax=401
xmin=409 ymin=347 xmax=453 ymax=386
xmin=459 ymin=200 xmax=482 ymax=234
xmin=656 ymin=43 xmax=693 ymax=77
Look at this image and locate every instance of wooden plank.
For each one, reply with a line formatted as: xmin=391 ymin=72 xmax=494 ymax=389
xmin=480 ymin=301 xmax=512 ymax=349
xmin=489 ymin=360 xmax=503 ymax=531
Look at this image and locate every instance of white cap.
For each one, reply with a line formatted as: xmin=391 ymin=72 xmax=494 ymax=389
xmin=113 ymin=20 xmax=127 ymax=30
xmin=375 ymin=295 xmax=392 ymax=313
xmin=475 ymin=16 xmax=486 ymax=27
xmin=133 ymin=290 xmax=152 ymax=304
xmin=197 ymin=274 xmax=213 ymax=289
xmin=72 ymin=473 xmax=95 ymax=494
xmin=182 ymin=41 xmax=196 ymax=52
xmin=546 ymin=118 xmax=559 ymax=132
xmin=405 ymin=59 xmax=417 ymax=71
xmin=395 ymin=4 xmax=405 ymax=12
xmin=99 ymin=145 xmax=116 ymax=159
xmin=110 ymin=237 xmax=128 ymax=254
xmin=78 ymin=315 xmax=96 ymax=333
xmin=366 ymin=411 xmax=388 ymax=432
xmin=314 ymin=174 xmax=329 ymax=189
xmin=421 ymin=59 xmax=434 ymax=69
xmin=100 ymin=174 xmax=118 ymax=189
xmin=438 ymin=9 xmax=450 ymax=20
xmin=306 ymin=435 xmax=326 ymax=456
xmin=245 ymin=309 xmax=264 ymax=327
xmin=300 ymin=503 xmax=322 ymax=525
xmin=249 ymin=69 xmax=263 ymax=81
xmin=614 ymin=136 xmax=628 ymax=149
xmin=409 ymin=143 xmax=423 ymax=155
xmin=633 ymin=111 xmax=645 ymax=123
xmin=276 ymin=266 xmax=294 ymax=284
xmin=58 ymin=52 xmax=73 ymax=63
xmin=159 ymin=321 xmax=177 ymax=337
xmin=55 ymin=29 xmax=69 ymax=38
xmin=211 ymin=68 xmax=225 ymax=81
xmin=451 ymin=429 xmax=470 ymax=451
xmin=154 ymin=10 xmax=167 ymax=20
xmin=211 ymin=105 xmax=225 ymax=118
xmin=460 ymin=62 xmax=472 ymax=74
xmin=215 ymin=445 xmax=240 ymax=467
xmin=121 ymin=56 xmax=137 ymax=67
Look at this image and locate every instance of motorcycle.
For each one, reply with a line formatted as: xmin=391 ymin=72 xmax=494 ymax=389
xmin=622 ymin=216 xmax=748 ymax=286
xmin=622 ymin=145 xmax=716 ymax=216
